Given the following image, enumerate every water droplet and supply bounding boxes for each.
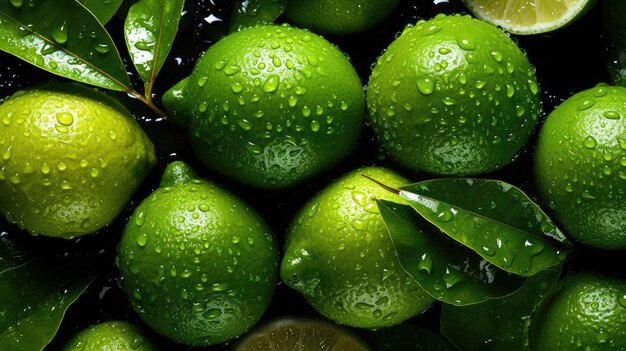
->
[416,77,434,95]
[94,43,109,54]
[481,246,495,256]
[583,136,597,149]
[55,112,73,126]
[604,111,620,120]
[417,253,433,274]
[618,294,626,308]
[136,233,148,247]
[230,82,244,93]
[204,308,222,319]
[52,21,69,45]
[262,75,279,93]
[435,208,454,222]
[224,65,240,75]
[9,0,23,7]
[457,38,476,51]
[135,212,145,227]
[577,99,595,111]
[310,120,320,132]
[491,51,503,62]
[244,141,263,154]
[596,331,608,344]
[443,267,463,289]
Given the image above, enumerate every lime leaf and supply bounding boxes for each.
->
[368,324,454,351]
[0,0,132,91]
[78,0,124,24]
[378,199,525,306]
[0,233,31,273]
[399,179,572,277]
[125,0,185,90]
[441,267,561,351]
[230,0,287,33]
[0,258,94,351]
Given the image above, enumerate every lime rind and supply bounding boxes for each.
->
[462,0,598,35]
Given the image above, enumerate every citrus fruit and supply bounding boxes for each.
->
[61,321,158,351]
[534,85,626,249]
[367,14,542,176]
[0,82,156,239]
[604,0,626,86]
[284,0,400,36]
[281,167,434,329]
[528,272,626,350]
[233,316,371,350]
[462,0,598,35]
[162,24,365,189]
[116,161,278,346]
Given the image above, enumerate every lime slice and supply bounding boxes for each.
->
[462,0,598,35]
[233,317,372,351]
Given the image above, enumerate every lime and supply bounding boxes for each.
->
[367,14,542,176]
[233,316,371,350]
[528,272,626,350]
[162,24,365,189]
[462,0,598,35]
[0,82,156,239]
[534,85,626,249]
[61,321,158,351]
[284,0,400,36]
[116,161,278,346]
[281,167,434,329]
[604,0,626,86]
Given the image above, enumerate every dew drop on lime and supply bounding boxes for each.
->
[583,136,597,149]
[9,0,23,7]
[416,77,434,95]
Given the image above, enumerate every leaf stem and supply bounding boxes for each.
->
[360,173,401,194]
[129,90,168,119]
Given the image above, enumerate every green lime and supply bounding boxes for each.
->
[61,321,159,351]
[604,0,626,86]
[284,0,400,36]
[233,316,371,350]
[534,85,626,249]
[116,161,278,346]
[0,82,156,239]
[367,14,542,176]
[529,272,626,350]
[163,24,365,189]
[463,0,598,35]
[280,167,434,329]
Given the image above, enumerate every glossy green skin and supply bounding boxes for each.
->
[604,0,626,86]
[534,85,626,249]
[281,167,434,329]
[117,162,278,346]
[529,273,626,351]
[367,14,541,176]
[0,83,156,239]
[284,0,400,36]
[62,321,159,351]
[163,25,365,189]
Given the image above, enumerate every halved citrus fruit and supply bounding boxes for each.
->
[462,0,598,34]
[233,317,371,351]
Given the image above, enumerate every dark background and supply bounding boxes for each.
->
[0,0,621,349]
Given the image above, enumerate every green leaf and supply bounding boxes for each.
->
[78,0,124,24]
[0,258,94,351]
[230,0,287,33]
[399,179,572,277]
[368,324,455,351]
[441,267,561,351]
[0,234,31,273]
[125,0,184,90]
[378,199,525,306]
[0,0,132,91]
